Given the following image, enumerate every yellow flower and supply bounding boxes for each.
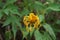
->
[23,13,40,32]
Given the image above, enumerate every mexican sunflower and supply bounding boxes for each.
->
[23,13,40,32]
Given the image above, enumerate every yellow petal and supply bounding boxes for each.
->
[23,16,30,27]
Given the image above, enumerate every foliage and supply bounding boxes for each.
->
[0,0,60,40]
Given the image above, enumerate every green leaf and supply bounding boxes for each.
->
[0,0,2,2]
[3,8,9,15]
[3,15,19,38]
[35,30,53,40]
[34,1,45,11]
[11,15,21,27]
[54,28,60,32]
[47,3,60,11]
[43,23,56,40]
[34,30,42,40]
[34,1,43,7]
[0,2,4,8]
[5,31,12,40]
[46,0,54,3]
[30,27,35,37]
[6,5,20,16]
[0,11,3,19]
[56,20,60,25]
[22,31,29,38]
[10,6,20,15]
[6,0,17,4]
[4,0,17,8]
[12,22,17,39]
[3,4,20,16]
[21,9,30,16]
[15,21,21,28]
[39,15,44,22]
[20,26,28,38]
[3,16,11,27]
[42,32,52,40]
